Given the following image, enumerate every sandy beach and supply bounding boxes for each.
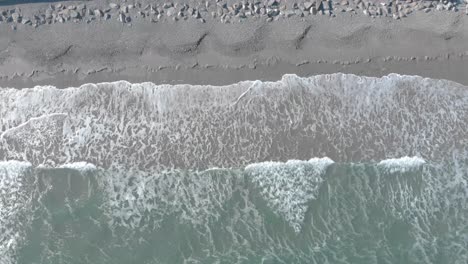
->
[0,0,467,88]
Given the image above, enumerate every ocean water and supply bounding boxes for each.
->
[0,74,467,264]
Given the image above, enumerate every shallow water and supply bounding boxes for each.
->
[1,74,467,263]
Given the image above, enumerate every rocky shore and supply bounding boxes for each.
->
[0,0,467,30]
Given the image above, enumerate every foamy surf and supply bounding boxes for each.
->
[59,162,97,172]
[0,73,467,264]
[378,156,426,173]
[245,158,334,232]
[1,74,467,168]
[0,161,32,264]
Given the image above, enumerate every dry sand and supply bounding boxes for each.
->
[0,0,467,88]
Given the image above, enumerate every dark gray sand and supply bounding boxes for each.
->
[0,0,468,88]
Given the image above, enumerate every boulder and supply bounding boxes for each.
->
[311,6,318,14]
[119,13,125,23]
[304,1,313,10]
[109,3,119,9]
[69,10,80,19]
[268,0,279,7]
[77,4,86,10]
[94,9,103,17]
[163,2,173,9]
[166,7,176,16]
[11,13,20,22]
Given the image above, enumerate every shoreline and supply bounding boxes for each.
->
[1,0,468,88]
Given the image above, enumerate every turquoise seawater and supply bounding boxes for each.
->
[2,159,466,264]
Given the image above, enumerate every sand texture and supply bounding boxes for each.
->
[0,0,467,88]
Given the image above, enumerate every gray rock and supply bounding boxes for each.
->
[167,7,176,16]
[304,2,313,10]
[163,2,173,9]
[267,8,279,17]
[283,10,295,17]
[125,16,131,23]
[68,5,76,10]
[118,13,126,23]
[268,0,279,7]
[121,5,129,13]
[109,3,119,9]
[104,13,111,20]
[69,10,79,19]
[187,7,194,15]
[94,9,103,17]
[311,6,318,15]
[11,13,20,22]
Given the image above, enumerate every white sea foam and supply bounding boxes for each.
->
[0,74,466,168]
[378,156,426,173]
[99,167,241,230]
[0,161,32,264]
[245,157,334,233]
[59,162,97,172]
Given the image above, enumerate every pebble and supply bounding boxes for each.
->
[119,13,125,23]
[2,0,466,29]
[94,9,103,17]
[70,10,79,19]
[167,7,176,16]
[304,2,313,11]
